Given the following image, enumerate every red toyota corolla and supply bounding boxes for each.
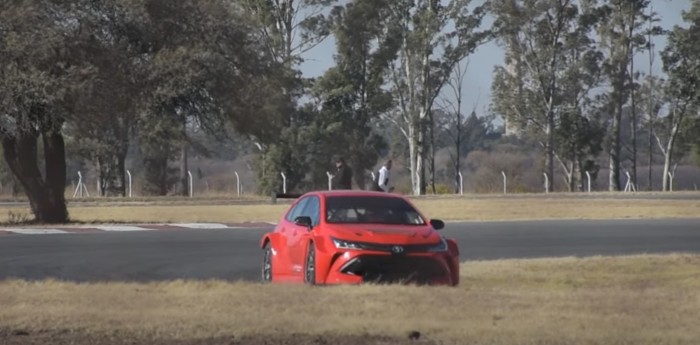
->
[259,190,460,286]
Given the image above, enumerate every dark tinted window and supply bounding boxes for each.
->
[286,197,310,222]
[325,196,425,225]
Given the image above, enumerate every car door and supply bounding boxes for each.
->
[278,197,310,277]
[289,196,321,276]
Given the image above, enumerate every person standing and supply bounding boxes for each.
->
[333,156,353,190]
[373,159,393,192]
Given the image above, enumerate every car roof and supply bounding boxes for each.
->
[310,190,406,198]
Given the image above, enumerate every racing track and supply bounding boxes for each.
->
[0,218,698,282]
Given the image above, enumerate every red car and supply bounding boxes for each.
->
[260,190,460,286]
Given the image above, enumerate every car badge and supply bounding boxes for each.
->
[391,245,404,254]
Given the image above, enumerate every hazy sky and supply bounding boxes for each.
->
[297,0,692,121]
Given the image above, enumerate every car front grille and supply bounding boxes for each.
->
[339,255,447,284]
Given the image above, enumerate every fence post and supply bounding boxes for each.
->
[501,171,507,194]
[585,171,591,193]
[234,171,240,197]
[187,170,193,197]
[126,170,132,198]
[543,173,549,194]
[281,172,287,194]
[326,171,334,191]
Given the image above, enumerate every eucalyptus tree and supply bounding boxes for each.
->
[311,0,393,189]
[492,0,601,191]
[657,1,700,191]
[240,0,338,193]
[384,0,489,195]
[595,0,652,191]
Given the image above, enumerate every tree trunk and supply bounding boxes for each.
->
[661,123,680,192]
[117,151,126,197]
[609,100,622,191]
[1,131,69,223]
[408,124,418,195]
[545,109,555,192]
[180,143,188,197]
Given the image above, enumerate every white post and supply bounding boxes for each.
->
[126,170,132,198]
[585,171,591,193]
[234,171,240,197]
[326,171,334,191]
[543,173,549,194]
[501,171,507,194]
[281,172,287,194]
[668,172,674,192]
[187,170,193,197]
[458,172,464,195]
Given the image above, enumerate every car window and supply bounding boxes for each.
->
[299,196,321,226]
[325,196,425,225]
[286,197,310,222]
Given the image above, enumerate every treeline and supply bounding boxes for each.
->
[1,0,699,223]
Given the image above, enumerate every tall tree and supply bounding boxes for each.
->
[240,0,338,194]
[0,1,94,222]
[492,0,599,191]
[658,1,700,191]
[596,0,651,191]
[313,0,392,189]
[384,0,489,195]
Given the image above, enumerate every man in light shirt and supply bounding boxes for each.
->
[373,159,393,192]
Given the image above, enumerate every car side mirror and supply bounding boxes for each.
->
[294,216,313,230]
[430,219,445,230]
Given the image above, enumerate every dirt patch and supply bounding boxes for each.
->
[0,329,434,345]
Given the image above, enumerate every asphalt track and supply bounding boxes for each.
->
[0,218,698,283]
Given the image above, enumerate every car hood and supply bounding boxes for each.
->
[325,224,441,245]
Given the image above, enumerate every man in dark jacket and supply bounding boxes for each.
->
[333,156,353,190]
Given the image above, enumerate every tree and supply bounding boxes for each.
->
[384,0,489,195]
[492,0,599,192]
[240,0,338,194]
[596,0,651,191]
[658,1,700,191]
[0,1,96,222]
[312,0,393,189]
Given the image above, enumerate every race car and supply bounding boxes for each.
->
[260,190,459,286]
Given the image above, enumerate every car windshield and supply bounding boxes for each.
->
[325,196,426,225]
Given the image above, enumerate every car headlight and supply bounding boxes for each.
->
[427,237,448,252]
[331,237,364,250]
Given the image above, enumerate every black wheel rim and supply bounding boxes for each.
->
[262,246,272,282]
[305,245,315,284]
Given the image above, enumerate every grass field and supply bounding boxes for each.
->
[1,254,699,345]
[2,194,699,224]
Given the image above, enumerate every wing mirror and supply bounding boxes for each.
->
[294,216,313,230]
[430,219,445,230]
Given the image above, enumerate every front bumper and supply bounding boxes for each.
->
[316,243,459,286]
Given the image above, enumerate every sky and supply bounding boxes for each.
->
[297,0,692,123]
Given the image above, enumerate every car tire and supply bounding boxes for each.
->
[304,242,316,285]
[261,243,273,283]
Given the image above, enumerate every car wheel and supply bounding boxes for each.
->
[304,243,316,285]
[261,243,273,283]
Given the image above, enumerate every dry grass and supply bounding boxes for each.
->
[1,196,699,224]
[1,254,699,344]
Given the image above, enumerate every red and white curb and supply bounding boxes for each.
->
[0,222,276,236]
